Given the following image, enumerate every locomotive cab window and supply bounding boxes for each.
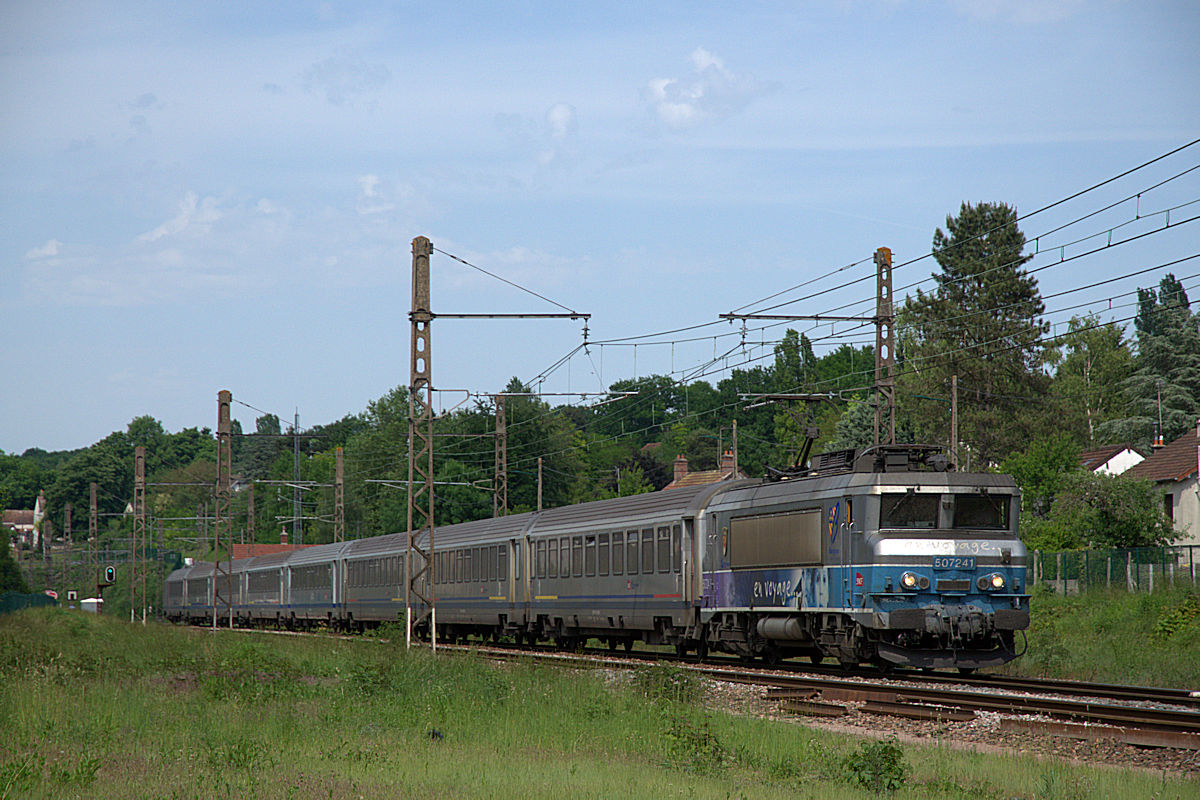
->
[880,492,939,529]
[952,493,1010,530]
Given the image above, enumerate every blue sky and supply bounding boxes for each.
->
[2,1,1198,453]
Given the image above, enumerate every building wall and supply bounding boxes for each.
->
[1168,477,1200,547]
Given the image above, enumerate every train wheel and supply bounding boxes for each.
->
[810,653,824,665]
[674,642,689,658]
[623,638,634,653]
[695,639,709,661]
[607,638,618,651]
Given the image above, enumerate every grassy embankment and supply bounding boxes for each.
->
[1000,584,1200,687]
[1,587,1198,799]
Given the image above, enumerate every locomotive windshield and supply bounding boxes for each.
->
[879,493,938,528]
[951,493,1009,530]
[879,492,1011,530]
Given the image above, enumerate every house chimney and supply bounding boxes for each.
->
[280,526,289,546]
[673,455,689,484]
[721,449,735,476]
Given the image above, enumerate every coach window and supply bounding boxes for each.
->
[657,526,670,573]
[498,546,507,583]
[626,531,638,575]
[612,532,624,574]
[491,546,499,581]
[598,533,609,576]
[476,547,484,582]
[561,537,572,578]
[549,539,558,578]
[585,535,596,577]
[572,536,584,578]
[536,540,546,578]
[671,524,682,573]
[642,528,655,574]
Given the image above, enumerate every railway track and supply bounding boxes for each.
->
[453,640,1200,751]
[224,627,1200,752]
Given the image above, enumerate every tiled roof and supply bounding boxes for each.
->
[1079,444,1137,471]
[662,468,747,490]
[2,510,35,527]
[1124,427,1199,483]
[229,542,316,559]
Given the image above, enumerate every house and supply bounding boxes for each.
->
[1079,443,1144,475]
[229,528,317,559]
[1124,420,1200,546]
[2,490,46,549]
[662,451,749,490]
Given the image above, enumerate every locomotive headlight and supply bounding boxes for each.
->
[977,573,1006,591]
[901,572,919,590]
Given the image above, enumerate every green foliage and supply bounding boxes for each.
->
[661,707,729,774]
[1152,590,1200,639]
[1022,471,1176,550]
[1049,315,1134,446]
[900,201,1051,465]
[1101,274,1200,448]
[842,736,909,794]
[0,541,28,593]
[1001,434,1081,518]
[632,662,702,705]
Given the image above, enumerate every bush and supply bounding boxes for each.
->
[843,736,909,794]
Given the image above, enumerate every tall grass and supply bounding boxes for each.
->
[1001,584,1200,687]
[0,608,1196,798]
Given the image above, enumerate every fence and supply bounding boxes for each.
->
[1032,546,1199,594]
[0,591,57,615]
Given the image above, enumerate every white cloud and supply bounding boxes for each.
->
[358,174,381,198]
[643,47,769,132]
[539,103,578,166]
[136,192,223,243]
[25,239,61,259]
[302,53,391,106]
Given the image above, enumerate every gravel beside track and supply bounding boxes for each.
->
[699,677,1200,778]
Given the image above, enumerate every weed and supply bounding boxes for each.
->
[1153,590,1200,639]
[0,754,42,800]
[842,736,909,795]
[662,708,729,774]
[633,662,701,705]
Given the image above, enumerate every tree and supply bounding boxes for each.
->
[900,201,1050,465]
[999,435,1081,519]
[1100,274,1200,448]
[1049,315,1133,446]
[1022,471,1177,550]
[0,535,28,593]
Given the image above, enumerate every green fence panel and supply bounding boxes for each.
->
[0,591,58,615]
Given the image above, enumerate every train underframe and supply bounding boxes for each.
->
[695,606,1027,670]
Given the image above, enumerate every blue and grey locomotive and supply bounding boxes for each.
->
[164,444,1029,671]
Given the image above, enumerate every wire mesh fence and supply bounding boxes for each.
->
[1032,545,1200,594]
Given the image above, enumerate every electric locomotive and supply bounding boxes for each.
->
[696,444,1029,670]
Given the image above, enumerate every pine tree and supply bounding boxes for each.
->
[899,202,1050,465]
[1100,274,1200,447]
